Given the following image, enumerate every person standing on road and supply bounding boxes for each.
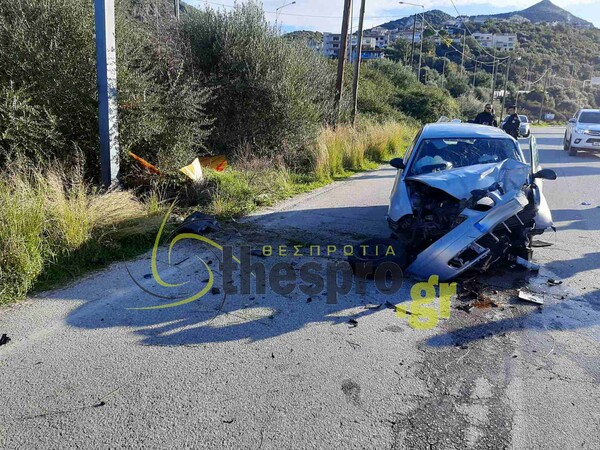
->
[502,105,521,139]
[474,104,498,127]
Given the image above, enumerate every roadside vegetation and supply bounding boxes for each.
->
[0,0,421,305]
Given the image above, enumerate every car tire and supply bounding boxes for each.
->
[564,133,571,151]
[569,145,578,156]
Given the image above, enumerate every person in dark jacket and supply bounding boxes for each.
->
[502,106,521,139]
[474,104,498,127]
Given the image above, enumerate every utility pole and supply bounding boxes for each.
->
[351,0,366,125]
[490,58,496,103]
[174,0,180,20]
[410,15,416,68]
[418,7,424,82]
[335,0,353,116]
[472,60,478,87]
[499,56,512,120]
[94,0,120,188]
[538,67,550,124]
[460,29,466,73]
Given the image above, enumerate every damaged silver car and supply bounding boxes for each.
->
[387,123,556,281]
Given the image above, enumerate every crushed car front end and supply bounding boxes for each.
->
[387,124,555,281]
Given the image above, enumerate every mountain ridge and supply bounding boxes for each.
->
[375,1,593,30]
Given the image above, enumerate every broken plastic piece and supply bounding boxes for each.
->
[178,212,220,235]
[348,319,359,328]
[0,333,10,346]
[128,152,160,175]
[531,240,553,248]
[199,155,228,172]
[547,279,562,286]
[179,158,204,182]
[515,257,540,272]
[518,290,545,305]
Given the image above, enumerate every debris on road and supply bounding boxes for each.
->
[547,279,563,286]
[211,287,221,295]
[515,257,540,272]
[518,290,545,305]
[531,240,553,248]
[348,319,359,328]
[178,212,220,235]
[0,334,10,346]
[456,304,474,313]
[581,202,591,206]
[363,303,382,310]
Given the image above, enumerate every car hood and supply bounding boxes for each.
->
[406,159,530,201]
[578,123,600,132]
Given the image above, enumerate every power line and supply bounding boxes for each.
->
[446,0,510,61]
[200,1,420,20]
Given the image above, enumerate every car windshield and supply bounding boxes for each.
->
[519,115,528,123]
[579,111,600,124]
[410,138,520,175]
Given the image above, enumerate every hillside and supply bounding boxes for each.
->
[377,10,453,30]
[472,0,592,27]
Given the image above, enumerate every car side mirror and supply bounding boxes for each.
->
[390,158,405,170]
[568,118,576,124]
[534,168,557,180]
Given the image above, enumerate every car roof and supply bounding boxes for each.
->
[420,123,514,140]
[579,109,600,113]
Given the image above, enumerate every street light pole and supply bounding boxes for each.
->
[275,1,296,30]
[94,0,120,188]
[351,0,366,125]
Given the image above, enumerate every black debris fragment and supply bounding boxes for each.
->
[93,401,106,408]
[348,319,359,328]
[306,297,312,303]
[531,240,553,248]
[456,304,474,313]
[211,287,221,295]
[0,334,10,346]
[143,273,152,279]
[547,279,563,286]
[177,212,220,235]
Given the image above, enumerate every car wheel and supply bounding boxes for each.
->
[564,133,571,151]
[569,145,578,156]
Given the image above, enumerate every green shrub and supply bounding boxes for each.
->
[396,85,460,123]
[0,0,212,177]
[183,1,340,169]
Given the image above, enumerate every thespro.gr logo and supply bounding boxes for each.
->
[128,207,455,329]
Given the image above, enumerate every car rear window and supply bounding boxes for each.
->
[410,138,521,175]
[579,111,600,124]
[519,115,528,123]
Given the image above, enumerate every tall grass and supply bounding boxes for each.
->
[313,121,417,180]
[0,165,163,305]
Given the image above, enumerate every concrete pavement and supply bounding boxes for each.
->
[0,127,598,449]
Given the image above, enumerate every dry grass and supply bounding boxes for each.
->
[0,164,163,304]
[313,121,417,180]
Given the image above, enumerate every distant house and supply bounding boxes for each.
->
[472,32,517,51]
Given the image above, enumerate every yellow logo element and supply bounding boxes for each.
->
[396,275,456,330]
[127,204,241,310]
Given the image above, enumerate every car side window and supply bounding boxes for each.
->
[403,130,422,166]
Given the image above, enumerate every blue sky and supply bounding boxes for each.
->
[189,1,599,32]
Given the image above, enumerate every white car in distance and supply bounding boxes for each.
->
[564,109,600,156]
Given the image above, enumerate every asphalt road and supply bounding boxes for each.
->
[1,127,599,449]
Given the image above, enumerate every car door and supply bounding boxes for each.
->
[529,134,554,231]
